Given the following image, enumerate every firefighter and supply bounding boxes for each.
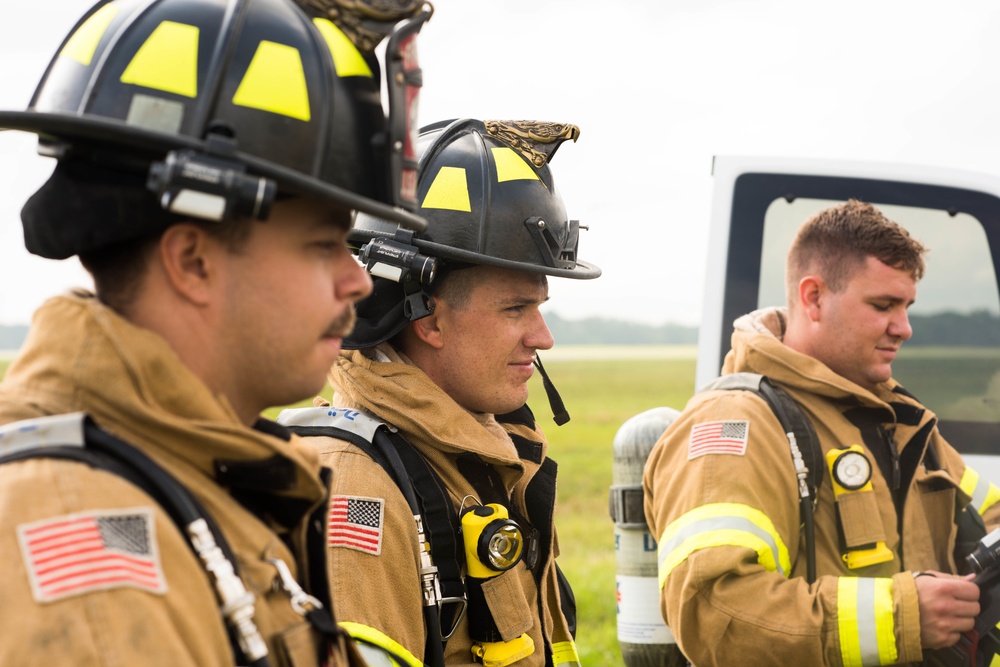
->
[643,199,1000,666]
[0,0,431,665]
[280,118,600,666]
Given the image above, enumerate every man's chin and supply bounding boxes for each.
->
[865,367,894,389]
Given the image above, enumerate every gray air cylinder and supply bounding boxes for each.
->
[609,407,686,667]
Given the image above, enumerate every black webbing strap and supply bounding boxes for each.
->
[755,377,824,504]
[755,377,822,583]
[285,418,466,663]
[701,372,823,582]
[379,429,466,636]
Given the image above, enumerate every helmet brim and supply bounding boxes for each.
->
[0,111,427,232]
[349,227,601,279]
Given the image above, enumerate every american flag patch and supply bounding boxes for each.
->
[329,495,384,556]
[17,507,166,603]
[688,420,750,459]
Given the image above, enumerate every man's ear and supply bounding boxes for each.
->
[157,223,217,306]
[410,308,445,349]
[798,275,825,322]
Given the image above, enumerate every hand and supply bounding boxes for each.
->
[914,571,980,650]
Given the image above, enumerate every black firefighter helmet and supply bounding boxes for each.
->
[347,117,601,350]
[1,0,432,259]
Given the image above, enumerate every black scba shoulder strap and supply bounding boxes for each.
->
[279,406,463,667]
[700,372,823,583]
[0,412,292,667]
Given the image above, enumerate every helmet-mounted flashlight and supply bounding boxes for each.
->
[461,503,524,578]
[147,135,276,222]
[358,229,438,285]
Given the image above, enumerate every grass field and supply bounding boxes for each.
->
[0,347,699,664]
[520,352,696,665]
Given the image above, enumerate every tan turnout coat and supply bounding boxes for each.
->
[643,307,1000,666]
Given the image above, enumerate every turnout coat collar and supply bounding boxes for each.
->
[3,293,327,499]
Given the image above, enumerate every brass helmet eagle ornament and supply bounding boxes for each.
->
[347,118,602,424]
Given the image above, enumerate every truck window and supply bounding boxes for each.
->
[757,197,1000,425]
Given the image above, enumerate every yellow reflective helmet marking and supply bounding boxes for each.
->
[492,147,540,183]
[837,577,897,666]
[552,640,581,667]
[119,21,199,98]
[61,3,121,66]
[232,41,311,121]
[312,18,373,78]
[340,621,422,667]
[421,166,471,212]
[960,466,1000,515]
[656,502,790,589]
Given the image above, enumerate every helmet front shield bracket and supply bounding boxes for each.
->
[523,216,580,270]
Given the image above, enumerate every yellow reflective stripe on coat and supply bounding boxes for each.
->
[552,640,581,666]
[960,466,1000,515]
[339,621,422,667]
[656,502,791,588]
[993,621,1000,667]
[837,578,897,666]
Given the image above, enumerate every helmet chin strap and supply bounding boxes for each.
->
[533,354,569,426]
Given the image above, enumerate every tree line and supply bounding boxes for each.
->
[3,311,999,349]
[545,310,1000,347]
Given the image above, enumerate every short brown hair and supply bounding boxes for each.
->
[428,263,479,309]
[786,199,926,299]
[80,217,256,315]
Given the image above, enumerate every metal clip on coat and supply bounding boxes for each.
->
[188,518,268,663]
[268,557,323,616]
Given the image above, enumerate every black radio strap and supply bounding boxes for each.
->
[700,373,823,583]
[281,408,466,667]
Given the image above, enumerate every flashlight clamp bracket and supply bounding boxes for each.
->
[147,133,276,223]
[357,228,438,321]
[358,228,438,286]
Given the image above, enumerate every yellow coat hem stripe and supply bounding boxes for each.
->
[340,621,423,667]
[552,640,581,666]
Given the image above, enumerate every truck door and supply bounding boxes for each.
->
[702,156,1000,478]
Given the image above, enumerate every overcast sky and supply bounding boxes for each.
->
[3,0,1000,326]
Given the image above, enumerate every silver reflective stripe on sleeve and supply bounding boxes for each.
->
[837,577,897,666]
[657,503,791,588]
[355,644,397,667]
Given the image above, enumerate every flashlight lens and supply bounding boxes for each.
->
[485,524,523,570]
